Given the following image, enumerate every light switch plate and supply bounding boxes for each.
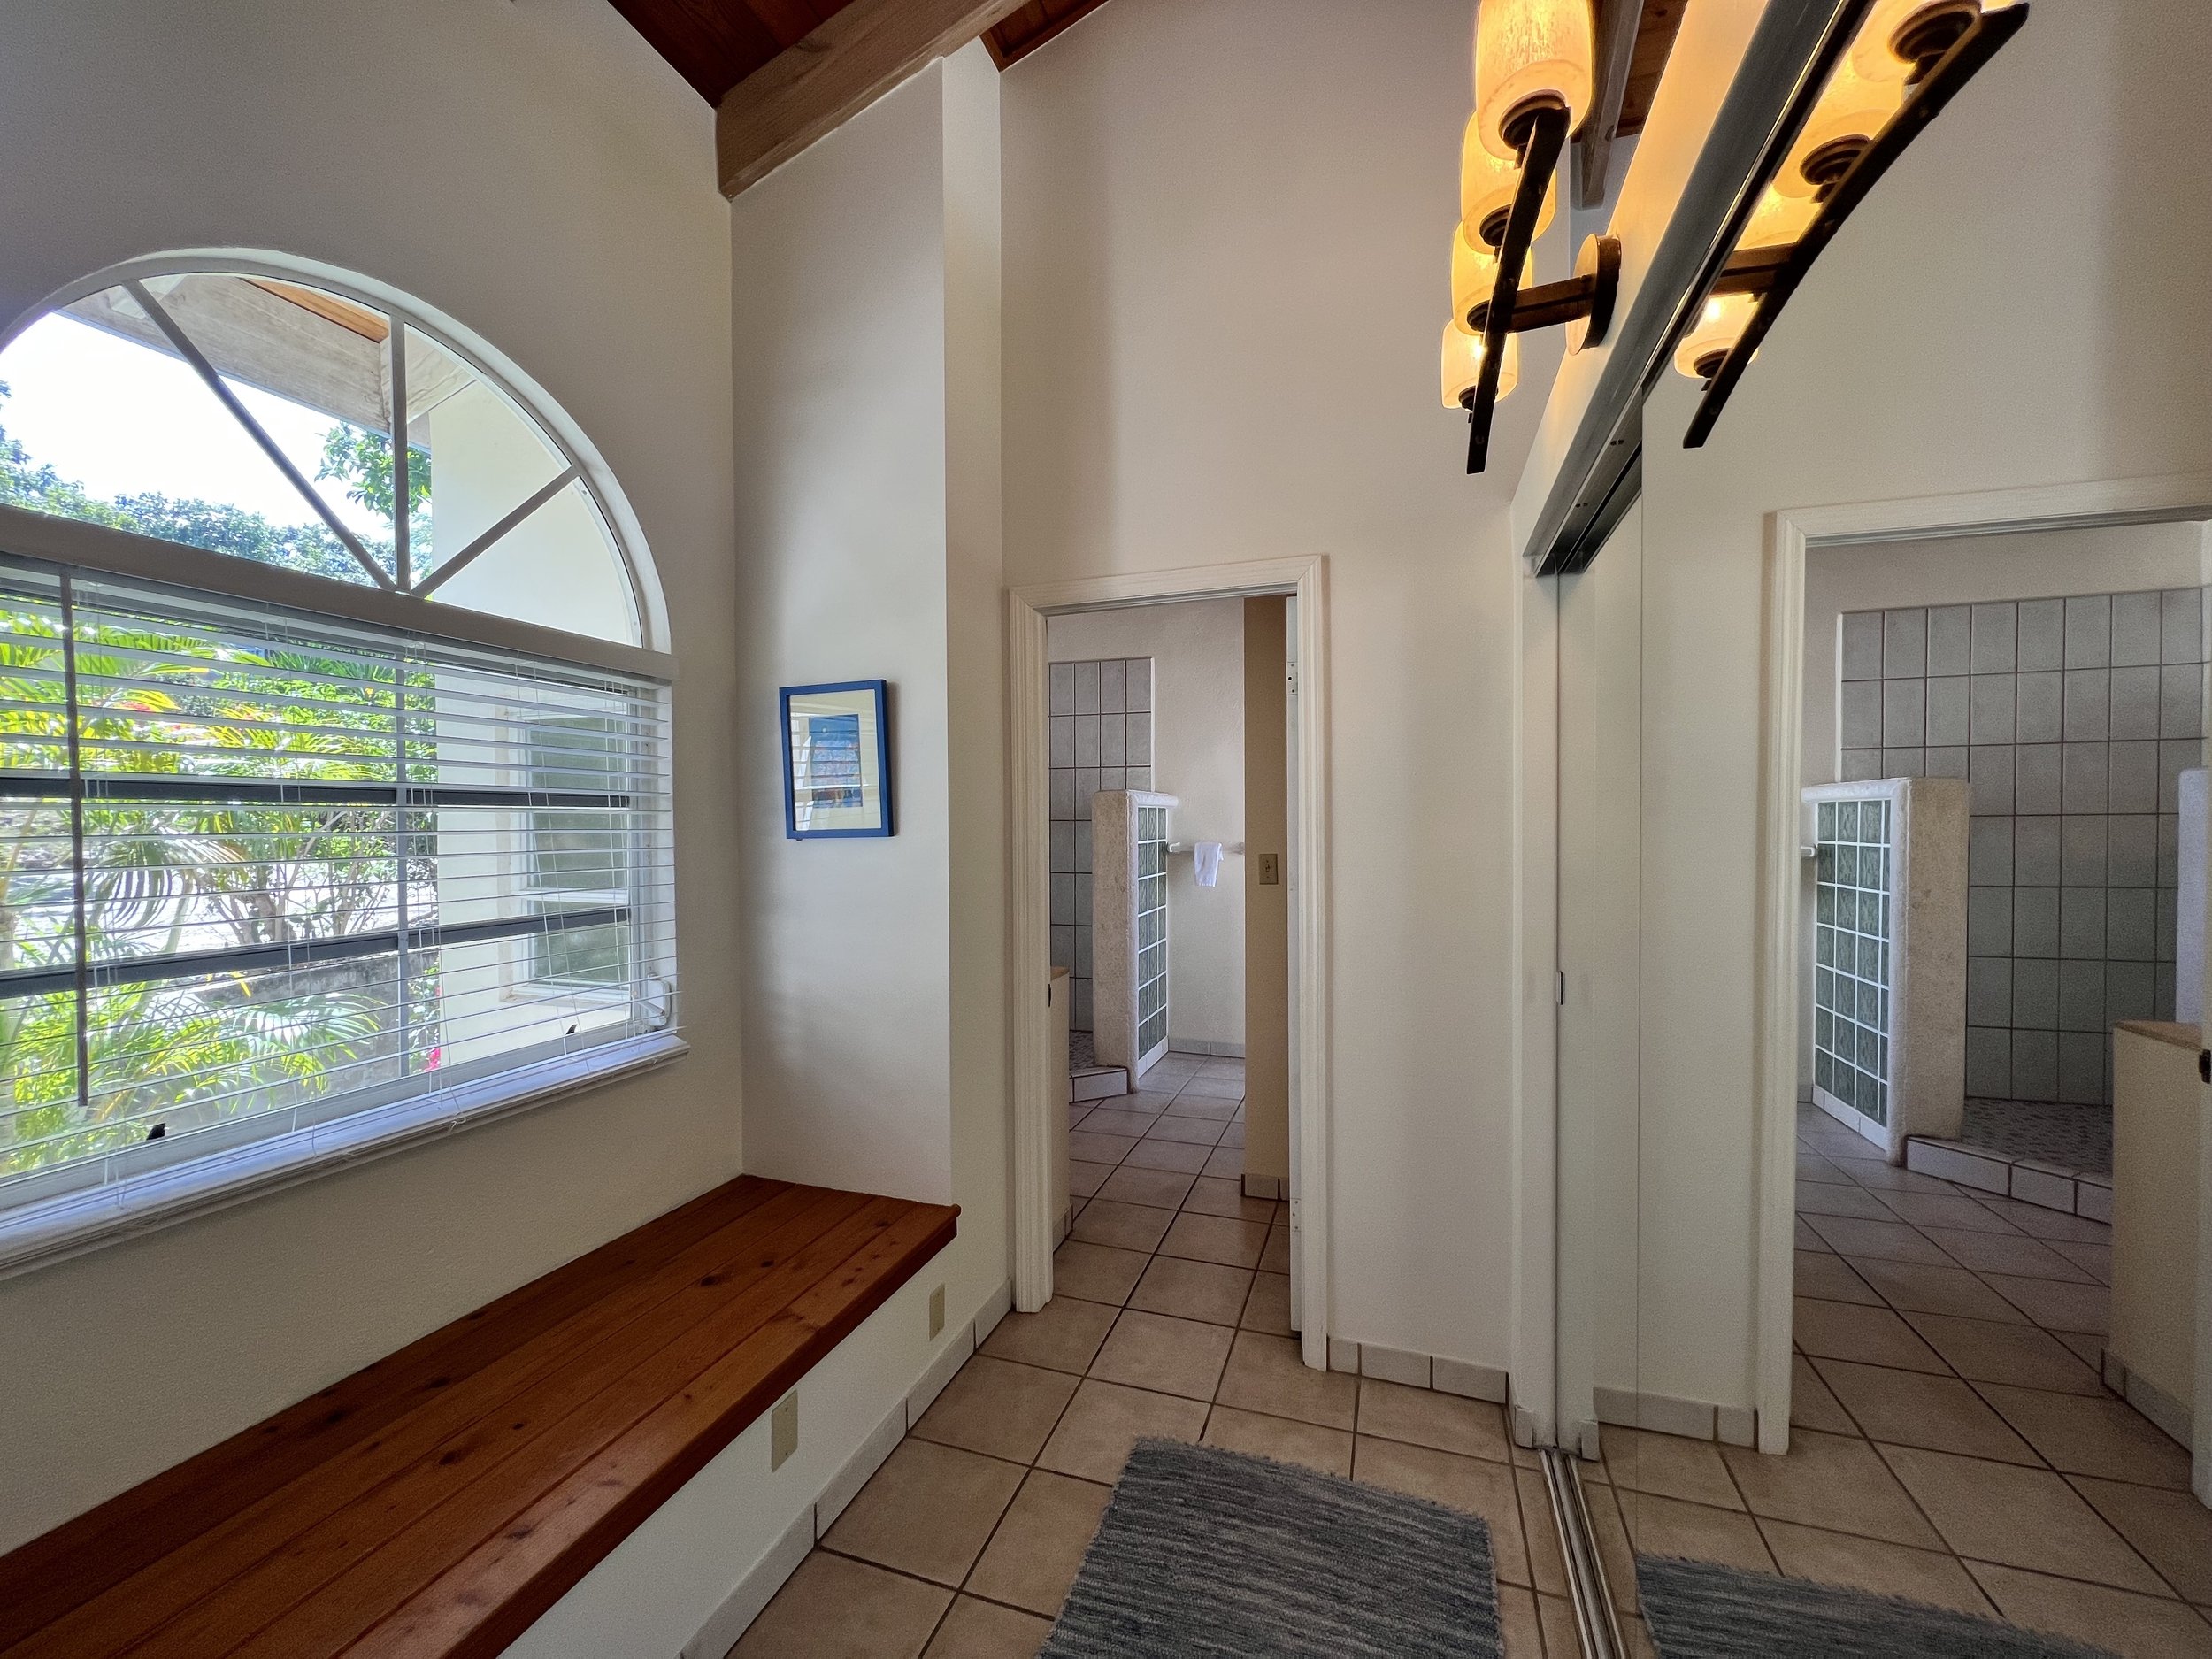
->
[771,1391,798,1470]
[928,1284,946,1339]
[1257,853,1280,886]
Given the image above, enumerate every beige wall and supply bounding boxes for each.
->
[0,0,738,1554]
[1005,0,1548,1366]
[1617,0,2212,1415]
[1048,599,1247,1047]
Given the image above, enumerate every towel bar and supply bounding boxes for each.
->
[1166,841,1244,856]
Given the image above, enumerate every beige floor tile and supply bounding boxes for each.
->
[1848,1257,2029,1323]
[733,1550,952,1658]
[1966,1563,2212,1659]
[1877,1191,2022,1233]
[1793,1296,1950,1372]
[1601,1425,1745,1509]
[1796,1182,1899,1220]
[1202,1144,1244,1179]
[1497,1585,1545,1659]
[1095,1164,1197,1210]
[1842,1161,1955,1194]
[1163,1093,1240,1120]
[1065,1159,1112,1200]
[1612,1490,1777,1574]
[1722,1427,1943,1548]
[1806,1128,1884,1162]
[1901,1310,2105,1394]
[1259,1224,1292,1273]
[1158,1211,1269,1268]
[1795,1250,1882,1305]
[1921,1226,2096,1282]
[2050,1240,2113,1285]
[1756,1518,1997,1616]
[1089,1308,1235,1400]
[1142,1114,1225,1146]
[1581,1479,1641,1617]
[1202,1403,1354,1476]
[1077,1108,1162,1139]
[1120,1088,1180,1113]
[1241,1271,1294,1335]
[1878,1444,2167,1591]
[1050,1239,1148,1306]
[1978,1383,2194,1489]
[1036,1377,1209,1482]
[1983,1273,2110,1335]
[1217,1331,1358,1428]
[1179,1072,1246,1099]
[1796,1217,1833,1252]
[1068,1199,1175,1254]
[1180,1175,1273,1220]
[1790,1353,1858,1433]
[1356,1378,1511,1461]
[1120,1137,1212,1173]
[2071,1475,2212,1603]
[2053,1328,2107,1369]
[1217,1123,1247,1148]
[979,1296,1118,1375]
[1351,1436,1533,1586]
[823,1439,1025,1586]
[1517,1466,1569,1597]
[1128,1256,1251,1326]
[1809,1358,2037,1463]
[1535,1592,1580,1659]
[1066,1130,1137,1164]
[964,1470,1111,1618]
[1802,1214,1955,1263]
[1974,1197,2114,1243]
[920,1594,1051,1659]
[911,1356,1080,1464]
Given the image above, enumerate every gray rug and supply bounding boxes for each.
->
[1041,1439,1502,1657]
[1638,1556,2118,1657]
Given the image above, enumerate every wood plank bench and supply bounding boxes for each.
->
[0,1177,958,1659]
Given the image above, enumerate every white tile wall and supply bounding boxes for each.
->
[1843,589,2208,1105]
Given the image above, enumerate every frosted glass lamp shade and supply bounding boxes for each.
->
[1460,114,1557,252]
[1776,57,1907,198]
[1740,186,1819,249]
[1443,321,1520,409]
[1673,293,1758,381]
[1474,0,1595,160]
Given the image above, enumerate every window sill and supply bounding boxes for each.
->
[0,1029,689,1283]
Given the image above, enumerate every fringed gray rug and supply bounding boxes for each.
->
[1638,1556,2119,1657]
[1041,1440,1502,1657]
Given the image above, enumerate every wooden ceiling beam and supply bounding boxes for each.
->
[717,0,1030,196]
[1575,0,1644,210]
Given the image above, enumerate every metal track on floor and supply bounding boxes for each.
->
[1541,1448,1624,1659]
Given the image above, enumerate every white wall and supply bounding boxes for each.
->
[1004,0,1548,1368]
[730,46,1010,1343]
[1049,600,1247,1047]
[0,0,741,1555]
[1620,0,2212,1417]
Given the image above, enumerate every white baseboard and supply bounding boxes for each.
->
[681,1508,811,1659]
[1166,1037,1246,1057]
[1594,1385,1759,1447]
[1319,1337,1509,1406]
[812,1402,905,1535]
[1241,1174,1283,1201]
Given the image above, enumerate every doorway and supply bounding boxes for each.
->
[1007,556,1330,1370]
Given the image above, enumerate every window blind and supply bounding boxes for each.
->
[0,555,675,1214]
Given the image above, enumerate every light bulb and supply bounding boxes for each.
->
[1673,293,1758,382]
[1443,321,1521,409]
[1473,0,1596,161]
[1460,113,1557,256]
[1851,0,1991,82]
[1775,55,1907,200]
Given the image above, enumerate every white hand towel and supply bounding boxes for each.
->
[1193,841,1223,887]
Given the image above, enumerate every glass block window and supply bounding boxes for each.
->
[1815,797,1893,1127]
[1136,803,1169,1058]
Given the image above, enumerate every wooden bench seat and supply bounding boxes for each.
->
[0,1177,958,1659]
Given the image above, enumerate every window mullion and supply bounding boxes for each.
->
[58,572,90,1124]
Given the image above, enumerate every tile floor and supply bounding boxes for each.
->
[731,1051,1578,1658]
[1582,1104,2210,1659]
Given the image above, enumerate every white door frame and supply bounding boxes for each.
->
[1008,555,1333,1370]
[1754,472,2212,1453]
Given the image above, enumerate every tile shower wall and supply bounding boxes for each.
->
[1841,590,2208,1105]
[1049,657,1154,1033]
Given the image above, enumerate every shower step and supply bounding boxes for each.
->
[1071,1064,1129,1103]
[1903,1135,2112,1222]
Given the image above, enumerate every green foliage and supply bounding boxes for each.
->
[317,425,433,527]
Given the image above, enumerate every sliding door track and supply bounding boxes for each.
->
[1540,1448,1624,1659]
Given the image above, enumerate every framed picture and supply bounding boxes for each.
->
[780,679,893,839]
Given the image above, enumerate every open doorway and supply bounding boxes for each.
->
[1007,557,1328,1371]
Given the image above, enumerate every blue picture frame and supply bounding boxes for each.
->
[780,679,894,839]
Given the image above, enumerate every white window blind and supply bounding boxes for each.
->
[0,555,675,1225]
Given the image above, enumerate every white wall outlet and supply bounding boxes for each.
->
[928,1284,946,1339]
[770,1391,798,1471]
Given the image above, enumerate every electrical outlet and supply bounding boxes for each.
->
[928,1284,946,1339]
[770,1391,798,1471]
[1257,852,1279,886]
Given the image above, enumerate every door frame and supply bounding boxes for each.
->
[1008,555,1333,1371]
[1754,472,2212,1452]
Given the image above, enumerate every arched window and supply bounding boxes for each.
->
[0,257,679,1271]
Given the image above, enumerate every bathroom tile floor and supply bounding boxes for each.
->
[1586,1104,2209,1659]
[731,1053,1577,1658]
